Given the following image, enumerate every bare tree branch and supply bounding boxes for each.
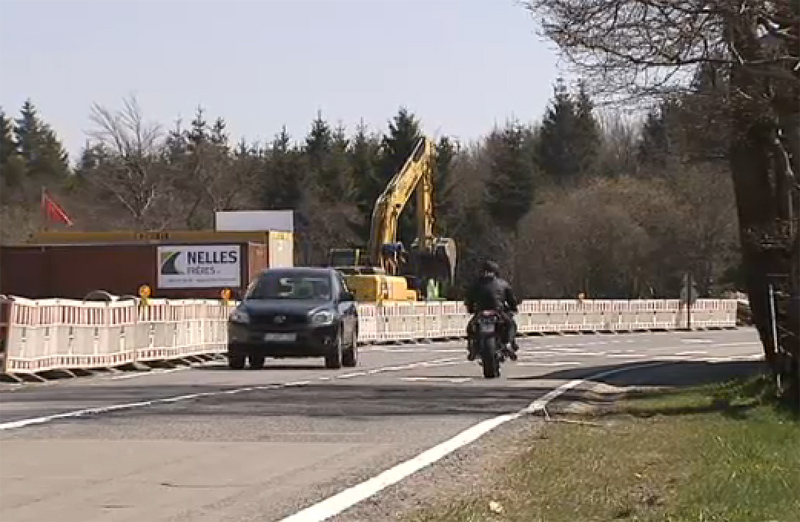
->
[82,95,170,228]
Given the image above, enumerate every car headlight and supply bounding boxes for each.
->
[310,309,335,325]
[229,309,249,324]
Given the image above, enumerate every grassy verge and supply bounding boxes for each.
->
[406,376,800,522]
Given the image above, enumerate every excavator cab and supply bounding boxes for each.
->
[328,248,366,269]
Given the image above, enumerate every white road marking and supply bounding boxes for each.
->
[109,367,188,380]
[651,353,763,362]
[606,353,648,358]
[675,351,708,356]
[701,354,763,362]
[278,361,673,522]
[516,362,581,367]
[337,372,367,379]
[552,347,602,353]
[547,351,605,357]
[681,339,713,344]
[399,377,472,384]
[0,357,461,431]
[362,347,463,354]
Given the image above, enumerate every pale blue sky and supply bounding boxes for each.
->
[0,0,566,162]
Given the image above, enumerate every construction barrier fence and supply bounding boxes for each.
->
[0,297,738,375]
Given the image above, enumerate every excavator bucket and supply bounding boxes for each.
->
[408,237,457,298]
[431,237,457,284]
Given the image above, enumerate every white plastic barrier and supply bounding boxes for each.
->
[2,298,233,375]
[1,297,738,375]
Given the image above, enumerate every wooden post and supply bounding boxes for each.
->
[40,186,47,233]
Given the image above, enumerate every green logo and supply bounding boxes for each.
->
[160,250,182,275]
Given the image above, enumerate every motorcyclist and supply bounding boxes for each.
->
[463,260,520,361]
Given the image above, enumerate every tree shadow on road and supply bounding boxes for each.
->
[515,359,767,388]
[0,359,776,424]
[525,359,778,421]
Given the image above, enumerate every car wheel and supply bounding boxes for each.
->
[248,352,265,370]
[342,328,358,368]
[325,331,343,369]
[228,347,246,370]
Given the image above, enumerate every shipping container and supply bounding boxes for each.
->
[27,229,295,265]
[0,241,272,300]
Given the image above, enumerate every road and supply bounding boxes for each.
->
[0,328,762,522]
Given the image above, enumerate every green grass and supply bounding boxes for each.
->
[406,376,800,522]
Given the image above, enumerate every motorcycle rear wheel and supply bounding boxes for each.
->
[479,336,501,379]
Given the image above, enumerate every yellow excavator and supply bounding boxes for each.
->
[328,136,457,302]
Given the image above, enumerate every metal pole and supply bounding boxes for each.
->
[768,282,780,372]
[686,272,692,330]
[40,186,47,233]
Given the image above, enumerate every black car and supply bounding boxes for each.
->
[227,267,359,370]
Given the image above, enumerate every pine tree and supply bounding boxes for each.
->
[378,107,424,246]
[264,126,304,210]
[433,135,457,233]
[349,120,382,239]
[304,111,334,197]
[0,110,16,165]
[329,123,355,200]
[380,107,423,184]
[13,99,70,181]
[0,110,25,188]
[186,106,209,151]
[637,101,680,169]
[210,117,228,148]
[485,121,535,233]
[165,119,188,163]
[75,142,108,173]
[573,81,601,176]
[537,79,581,185]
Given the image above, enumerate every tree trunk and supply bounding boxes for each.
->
[729,62,799,408]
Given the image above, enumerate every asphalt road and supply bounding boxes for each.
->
[0,328,763,522]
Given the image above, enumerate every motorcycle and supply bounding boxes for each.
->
[472,310,506,379]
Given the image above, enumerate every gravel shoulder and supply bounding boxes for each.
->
[330,384,626,522]
[331,413,547,522]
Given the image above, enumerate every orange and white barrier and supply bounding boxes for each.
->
[2,298,234,375]
[1,297,738,376]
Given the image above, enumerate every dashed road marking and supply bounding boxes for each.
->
[399,377,472,384]
[0,357,462,431]
[517,361,581,367]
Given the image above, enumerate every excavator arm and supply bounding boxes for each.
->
[367,137,434,270]
[368,136,456,296]
[328,135,456,302]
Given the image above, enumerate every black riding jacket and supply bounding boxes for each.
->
[464,275,519,315]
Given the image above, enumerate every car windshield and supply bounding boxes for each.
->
[247,273,332,300]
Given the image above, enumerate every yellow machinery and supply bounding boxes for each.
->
[328,136,457,302]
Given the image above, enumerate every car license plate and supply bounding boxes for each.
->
[263,333,296,342]
[479,322,495,333]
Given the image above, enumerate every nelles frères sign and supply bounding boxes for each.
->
[157,245,241,289]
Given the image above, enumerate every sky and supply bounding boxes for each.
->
[0,0,567,162]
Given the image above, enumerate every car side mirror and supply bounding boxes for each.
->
[341,291,355,302]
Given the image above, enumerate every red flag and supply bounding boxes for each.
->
[41,190,74,227]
